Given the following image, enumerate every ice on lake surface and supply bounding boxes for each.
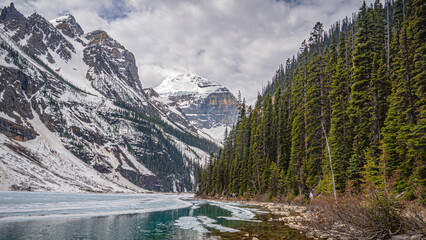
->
[0,191,192,222]
[0,191,265,240]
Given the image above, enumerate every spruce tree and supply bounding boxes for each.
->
[347,2,374,188]
[197,0,424,201]
[305,22,327,190]
[328,32,353,191]
[288,65,307,196]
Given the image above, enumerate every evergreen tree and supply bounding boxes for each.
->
[197,0,424,201]
[268,162,280,200]
[262,95,275,164]
[288,66,307,196]
[347,2,374,188]
[278,73,292,172]
[305,22,327,190]
[328,32,353,191]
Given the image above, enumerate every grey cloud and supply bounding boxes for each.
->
[10,0,378,105]
[98,0,130,22]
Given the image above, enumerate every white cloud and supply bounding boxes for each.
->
[7,0,379,105]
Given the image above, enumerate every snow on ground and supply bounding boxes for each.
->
[0,112,16,123]
[47,37,101,96]
[199,124,227,144]
[49,15,76,26]
[118,145,154,176]
[0,29,62,81]
[0,110,146,193]
[166,133,209,168]
[0,154,11,191]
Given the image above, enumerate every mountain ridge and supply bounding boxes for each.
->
[0,3,218,193]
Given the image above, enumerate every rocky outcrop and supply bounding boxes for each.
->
[0,3,74,63]
[51,14,84,38]
[0,3,28,42]
[0,66,40,122]
[175,87,239,128]
[0,66,39,141]
[0,118,37,141]
[27,13,75,62]
[118,169,162,192]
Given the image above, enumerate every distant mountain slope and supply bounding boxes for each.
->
[155,73,239,142]
[0,3,218,192]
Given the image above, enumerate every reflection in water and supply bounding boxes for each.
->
[0,193,310,240]
[0,207,206,240]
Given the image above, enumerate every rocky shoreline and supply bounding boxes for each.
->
[198,197,424,240]
[209,199,338,240]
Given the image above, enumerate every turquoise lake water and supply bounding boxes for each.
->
[0,192,309,239]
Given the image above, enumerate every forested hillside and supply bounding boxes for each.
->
[197,0,425,201]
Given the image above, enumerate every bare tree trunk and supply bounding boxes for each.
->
[387,0,390,74]
[403,0,406,22]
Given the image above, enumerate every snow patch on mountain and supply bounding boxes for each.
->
[0,114,143,193]
[201,125,228,143]
[48,37,101,96]
[154,73,223,98]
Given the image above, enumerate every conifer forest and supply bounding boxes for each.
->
[197,0,425,203]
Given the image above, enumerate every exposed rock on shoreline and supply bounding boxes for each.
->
[199,197,425,240]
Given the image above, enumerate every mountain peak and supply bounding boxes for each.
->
[154,73,238,142]
[50,14,84,37]
[3,2,16,12]
[85,29,122,47]
[4,2,15,12]
[0,2,25,23]
[83,29,143,97]
[29,12,45,21]
[155,73,222,97]
[86,29,109,39]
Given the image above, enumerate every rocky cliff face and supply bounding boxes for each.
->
[155,73,239,141]
[83,30,144,104]
[0,66,39,142]
[0,3,216,192]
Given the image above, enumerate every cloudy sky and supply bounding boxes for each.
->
[9,0,377,104]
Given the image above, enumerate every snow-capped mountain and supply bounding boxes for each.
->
[155,73,239,142]
[0,3,218,192]
[155,73,222,98]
